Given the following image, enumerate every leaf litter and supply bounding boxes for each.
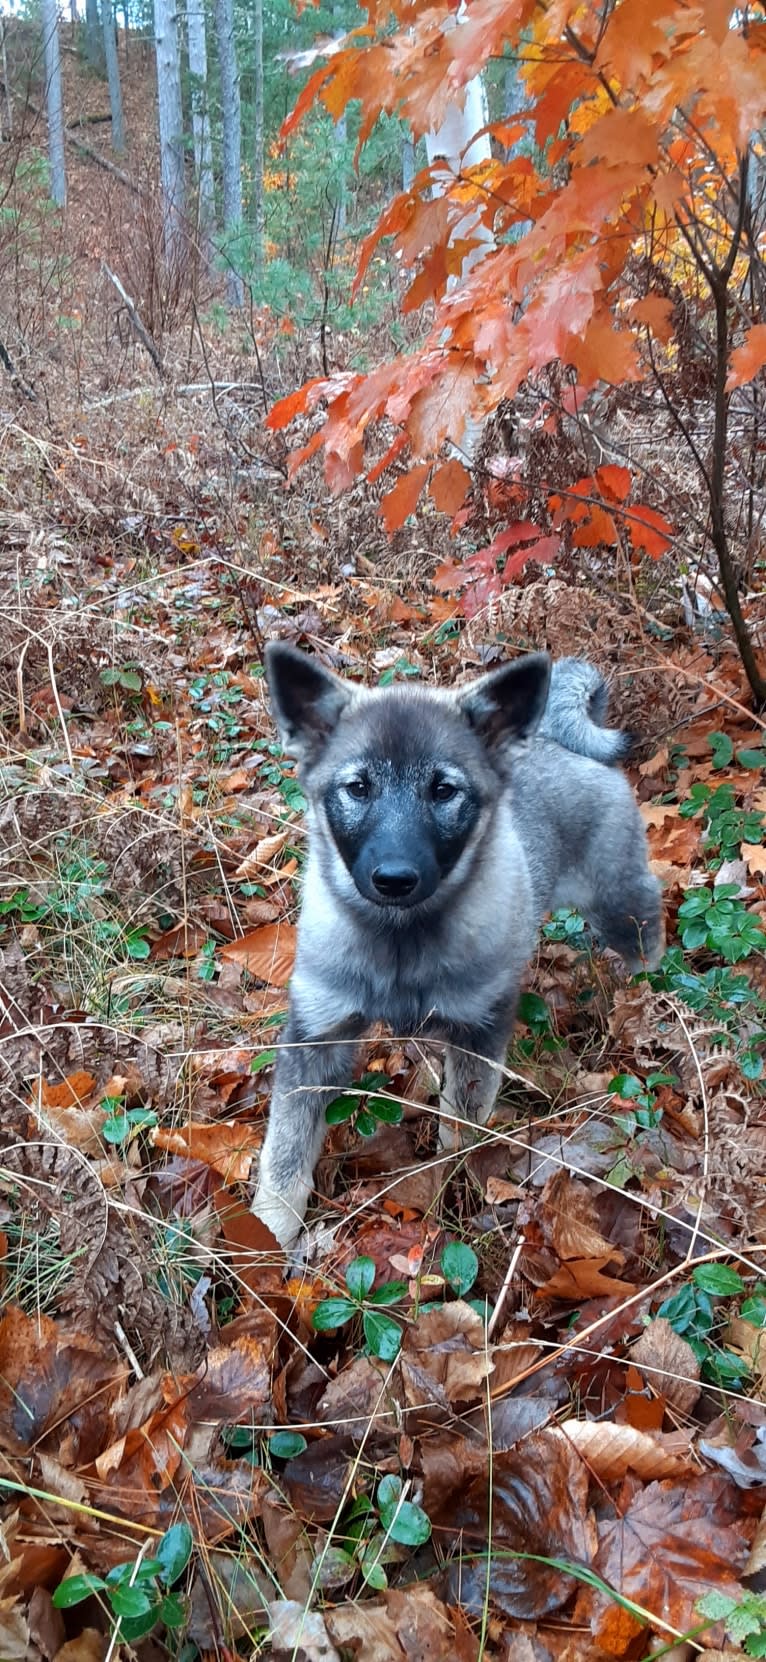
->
[1,127,766,1662]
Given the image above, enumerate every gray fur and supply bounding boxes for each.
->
[538,657,632,764]
[253,645,662,1248]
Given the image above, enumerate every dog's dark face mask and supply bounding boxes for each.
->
[265,643,551,912]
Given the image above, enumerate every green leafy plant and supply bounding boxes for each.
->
[658,1262,750,1387]
[312,1255,407,1360]
[679,781,764,867]
[100,664,143,695]
[325,1072,402,1136]
[650,948,765,1080]
[607,1071,677,1132]
[53,1523,192,1643]
[101,1096,158,1145]
[676,884,765,963]
[697,1588,766,1655]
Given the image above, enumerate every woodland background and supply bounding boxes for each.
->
[1,1,766,1659]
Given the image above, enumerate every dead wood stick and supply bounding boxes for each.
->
[102,262,164,379]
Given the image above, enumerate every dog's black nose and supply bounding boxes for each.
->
[371,863,419,899]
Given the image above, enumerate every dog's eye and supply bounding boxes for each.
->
[432,779,460,803]
[344,777,370,800]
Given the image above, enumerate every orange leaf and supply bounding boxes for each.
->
[627,505,674,559]
[594,463,632,503]
[429,459,471,516]
[266,377,324,430]
[152,1120,262,1184]
[379,462,430,534]
[39,1071,97,1109]
[220,921,297,985]
[631,293,674,344]
[725,323,766,391]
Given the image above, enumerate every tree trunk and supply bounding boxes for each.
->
[101,0,125,152]
[85,0,104,70]
[402,129,415,191]
[42,0,66,208]
[252,0,264,274]
[186,0,216,243]
[0,18,13,138]
[426,65,493,459]
[154,0,186,277]
[214,0,244,306]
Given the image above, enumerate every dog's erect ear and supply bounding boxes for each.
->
[266,643,352,757]
[457,652,551,746]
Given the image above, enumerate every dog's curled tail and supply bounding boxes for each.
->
[538,658,632,765]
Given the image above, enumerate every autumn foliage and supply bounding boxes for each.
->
[270,0,766,694]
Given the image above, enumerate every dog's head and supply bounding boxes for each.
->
[266,643,550,912]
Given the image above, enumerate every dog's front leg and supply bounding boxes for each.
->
[252,1012,364,1250]
[438,1022,513,1151]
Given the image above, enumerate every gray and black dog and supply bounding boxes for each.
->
[252,643,663,1248]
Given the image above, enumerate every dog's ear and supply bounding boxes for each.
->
[457,652,551,745]
[266,643,352,757]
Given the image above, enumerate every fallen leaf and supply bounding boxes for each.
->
[742,841,766,876]
[591,1474,749,1650]
[53,1632,106,1662]
[39,1071,97,1109]
[445,1429,596,1618]
[561,1418,694,1482]
[187,1334,272,1424]
[221,922,297,984]
[0,1306,126,1460]
[631,1318,701,1413]
[235,828,292,880]
[0,1599,29,1661]
[540,1171,623,1262]
[269,1600,340,1660]
[400,1301,493,1406]
[152,1119,262,1182]
[538,1257,636,1300]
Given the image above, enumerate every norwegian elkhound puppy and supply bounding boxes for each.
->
[252,644,663,1248]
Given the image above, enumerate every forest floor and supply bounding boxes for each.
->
[1,24,766,1662]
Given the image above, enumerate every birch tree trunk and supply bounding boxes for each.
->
[252,0,264,274]
[186,0,216,243]
[426,66,493,461]
[214,0,244,306]
[42,0,66,208]
[154,0,186,277]
[102,0,125,152]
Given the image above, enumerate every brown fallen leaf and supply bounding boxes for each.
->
[268,1600,339,1661]
[235,827,291,879]
[539,1171,624,1263]
[220,921,297,985]
[187,1334,272,1424]
[538,1256,637,1300]
[0,1598,29,1661]
[284,1434,354,1522]
[400,1301,493,1406]
[317,1356,401,1438]
[591,1473,749,1652]
[560,1418,695,1483]
[327,1587,479,1661]
[742,841,766,876]
[53,1632,106,1662]
[28,1587,65,1662]
[0,1306,126,1460]
[445,1428,596,1618]
[630,1317,701,1413]
[151,1118,262,1182]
